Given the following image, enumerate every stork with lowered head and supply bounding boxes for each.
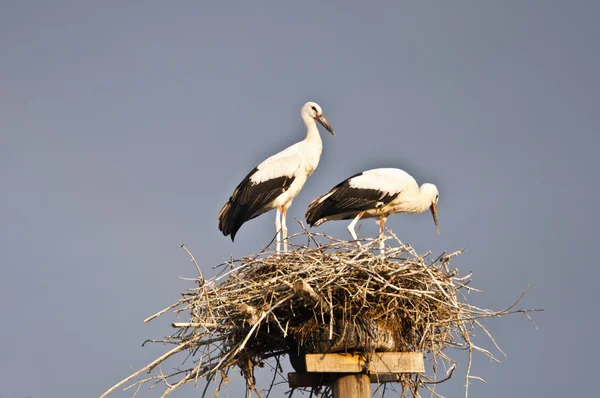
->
[305,168,439,254]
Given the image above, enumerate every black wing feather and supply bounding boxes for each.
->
[218,167,295,241]
[305,172,400,226]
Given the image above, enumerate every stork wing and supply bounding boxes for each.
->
[218,146,302,240]
[251,144,303,183]
[306,169,413,226]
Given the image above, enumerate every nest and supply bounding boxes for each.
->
[101,228,539,398]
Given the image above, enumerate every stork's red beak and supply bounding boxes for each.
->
[430,203,439,234]
[316,114,335,136]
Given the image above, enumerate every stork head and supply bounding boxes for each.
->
[302,101,335,136]
[420,183,440,234]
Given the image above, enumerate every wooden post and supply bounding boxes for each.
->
[332,373,370,398]
[288,352,424,397]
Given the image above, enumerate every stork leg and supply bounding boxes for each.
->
[275,207,282,253]
[347,211,365,245]
[378,217,387,255]
[281,206,288,253]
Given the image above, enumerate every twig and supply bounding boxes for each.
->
[179,243,204,282]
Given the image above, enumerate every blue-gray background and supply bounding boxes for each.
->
[1,1,598,397]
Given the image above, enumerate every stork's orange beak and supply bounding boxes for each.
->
[316,114,335,136]
[430,203,439,234]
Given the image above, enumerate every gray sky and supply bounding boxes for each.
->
[1,1,598,397]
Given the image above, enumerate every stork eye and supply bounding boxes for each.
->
[311,106,318,112]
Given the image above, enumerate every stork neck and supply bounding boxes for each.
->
[302,114,322,144]
[397,192,431,214]
[415,188,433,213]
[418,196,432,213]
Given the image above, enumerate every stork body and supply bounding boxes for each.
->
[305,168,439,252]
[218,102,335,253]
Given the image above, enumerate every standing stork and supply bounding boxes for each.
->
[305,168,439,253]
[218,101,335,253]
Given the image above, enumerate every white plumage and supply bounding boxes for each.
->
[219,101,335,252]
[305,168,440,252]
